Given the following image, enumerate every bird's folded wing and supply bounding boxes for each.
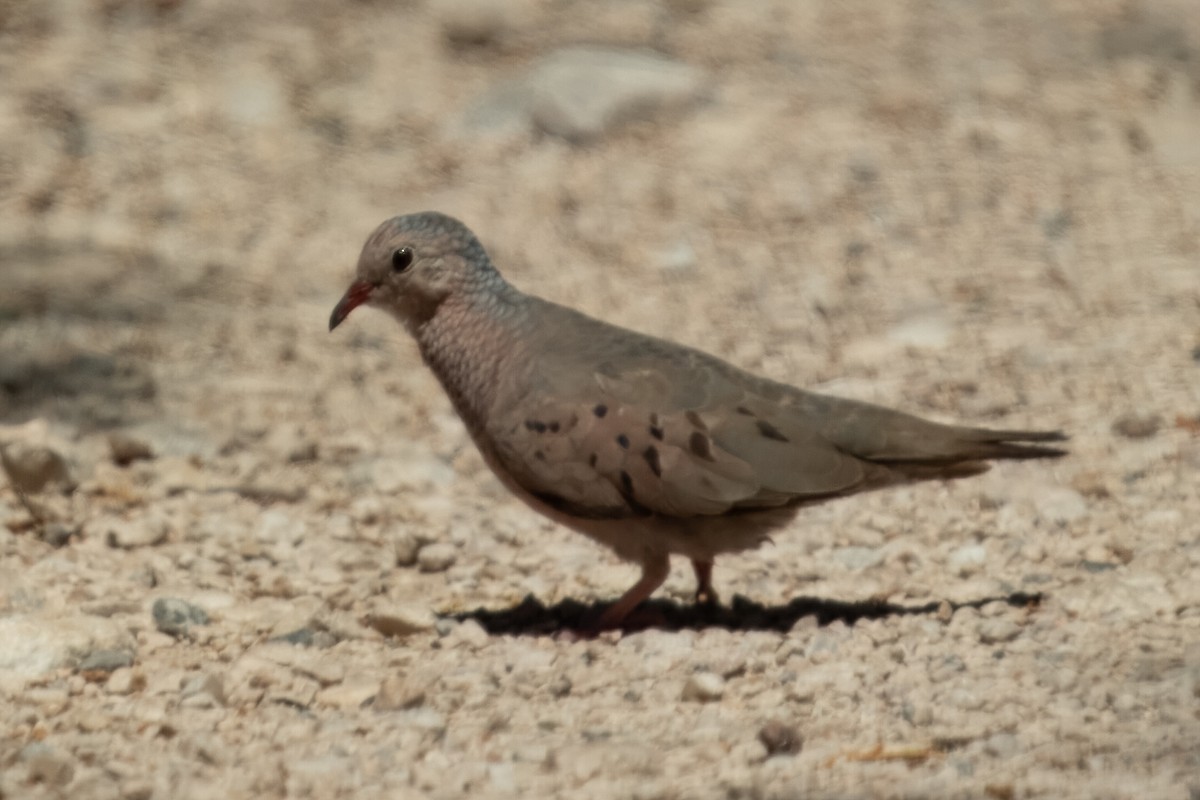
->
[486,359,870,519]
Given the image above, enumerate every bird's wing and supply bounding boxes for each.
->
[485,344,871,520]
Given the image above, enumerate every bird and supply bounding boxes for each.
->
[329,211,1067,630]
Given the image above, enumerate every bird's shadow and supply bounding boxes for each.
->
[452,591,1043,637]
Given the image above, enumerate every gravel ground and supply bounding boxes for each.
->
[2,0,1198,798]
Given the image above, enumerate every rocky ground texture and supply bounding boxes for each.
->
[1,0,1198,797]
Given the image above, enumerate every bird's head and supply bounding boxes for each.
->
[329,211,498,334]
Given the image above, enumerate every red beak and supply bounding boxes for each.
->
[329,279,375,331]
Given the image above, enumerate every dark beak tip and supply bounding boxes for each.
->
[329,279,374,333]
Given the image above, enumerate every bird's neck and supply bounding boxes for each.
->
[415,285,532,436]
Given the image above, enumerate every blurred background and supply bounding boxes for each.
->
[2,0,1196,451]
[1,1,1198,796]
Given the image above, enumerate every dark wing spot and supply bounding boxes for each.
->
[593,404,608,418]
[620,470,634,495]
[525,420,547,433]
[689,431,715,461]
[589,453,598,468]
[534,450,545,461]
[736,405,755,416]
[616,434,630,449]
[685,410,707,431]
[756,419,789,442]
[642,446,662,477]
[649,425,664,441]
[548,421,560,433]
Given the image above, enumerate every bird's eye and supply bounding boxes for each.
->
[391,247,414,273]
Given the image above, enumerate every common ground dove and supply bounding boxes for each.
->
[330,212,1066,629]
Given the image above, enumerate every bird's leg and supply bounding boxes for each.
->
[593,552,670,631]
[690,559,720,606]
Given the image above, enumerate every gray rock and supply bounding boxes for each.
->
[152,597,210,638]
[831,545,885,571]
[461,47,708,142]
[78,648,135,672]
[530,48,707,141]
[393,529,422,567]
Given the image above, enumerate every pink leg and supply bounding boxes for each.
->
[593,553,670,631]
[691,559,719,606]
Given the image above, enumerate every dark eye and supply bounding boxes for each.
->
[391,247,414,273]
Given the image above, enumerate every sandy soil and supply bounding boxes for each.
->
[1,0,1198,797]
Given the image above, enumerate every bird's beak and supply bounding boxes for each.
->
[329,279,375,331]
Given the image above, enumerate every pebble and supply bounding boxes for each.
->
[1110,412,1161,439]
[20,743,75,787]
[376,674,428,711]
[39,521,75,547]
[106,667,143,695]
[1,439,72,493]
[316,680,379,710]
[107,431,154,465]
[180,671,226,708]
[152,598,210,638]
[78,648,135,672]
[984,732,1019,758]
[1030,487,1087,525]
[831,545,884,571]
[448,619,490,650]
[681,671,725,702]
[948,543,988,576]
[0,614,135,677]
[758,720,802,756]
[392,529,421,567]
[366,604,437,638]
[531,48,706,141]
[99,513,169,549]
[885,310,953,349]
[978,618,1022,644]
[434,0,512,46]
[417,542,458,573]
[459,47,707,142]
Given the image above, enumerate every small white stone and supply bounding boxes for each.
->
[1031,487,1087,525]
[681,671,725,702]
[948,543,988,576]
[450,619,490,650]
[417,542,458,573]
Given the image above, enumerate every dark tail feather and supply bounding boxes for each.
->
[878,428,1069,470]
[956,428,1069,460]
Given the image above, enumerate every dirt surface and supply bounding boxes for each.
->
[2,0,1199,797]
